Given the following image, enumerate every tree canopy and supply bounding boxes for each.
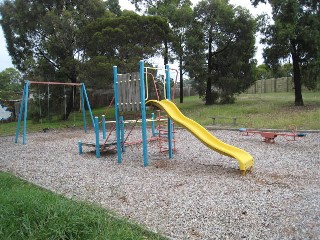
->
[83,10,170,87]
[129,0,193,103]
[0,68,22,100]
[251,0,320,105]
[0,0,170,118]
[185,0,257,104]
[3,0,316,111]
[0,0,106,81]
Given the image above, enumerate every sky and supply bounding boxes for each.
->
[0,0,271,71]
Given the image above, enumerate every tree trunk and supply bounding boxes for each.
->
[205,35,214,105]
[63,66,78,120]
[164,39,169,65]
[291,42,304,106]
[64,86,76,120]
[179,56,183,103]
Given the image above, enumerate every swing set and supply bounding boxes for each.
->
[15,80,95,145]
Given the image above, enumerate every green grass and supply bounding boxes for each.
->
[174,91,320,129]
[0,171,167,240]
[1,91,319,137]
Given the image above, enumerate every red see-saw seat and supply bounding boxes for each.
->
[239,128,306,143]
[259,132,277,143]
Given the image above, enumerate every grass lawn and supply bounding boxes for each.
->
[0,171,167,240]
[174,91,320,129]
[1,91,319,137]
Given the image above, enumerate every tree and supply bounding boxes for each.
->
[166,1,193,103]
[105,0,121,16]
[83,10,170,84]
[0,68,22,100]
[130,0,193,103]
[0,0,106,119]
[255,64,272,80]
[185,0,257,104]
[251,0,320,106]
[254,63,293,80]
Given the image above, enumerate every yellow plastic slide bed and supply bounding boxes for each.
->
[146,99,254,175]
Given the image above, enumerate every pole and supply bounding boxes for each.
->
[151,112,156,137]
[80,84,87,133]
[165,65,173,159]
[15,82,27,143]
[81,84,94,127]
[120,115,125,152]
[102,115,106,139]
[78,141,83,154]
[94,116,100,158]
[140,60,148,167]
[113,66,122,164]
[22,81,30,145]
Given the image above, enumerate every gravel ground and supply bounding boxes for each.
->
[1,127,319,239]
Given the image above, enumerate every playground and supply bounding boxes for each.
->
[2,61,319,239]
[1,127,319,239]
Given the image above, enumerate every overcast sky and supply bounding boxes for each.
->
[0,0,271,71]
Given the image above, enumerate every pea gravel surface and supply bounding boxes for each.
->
[1,127,319,239]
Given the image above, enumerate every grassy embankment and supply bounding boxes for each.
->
[1,91,319,137]
[0,172,167,240]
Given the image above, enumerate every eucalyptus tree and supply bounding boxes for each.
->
[251,0,320,106]
[0,68,22,100]
[82,10,170,87]
[0,0,106,119]
[105,0,122,16]
[186,0,257,104]
[131,0,193,103]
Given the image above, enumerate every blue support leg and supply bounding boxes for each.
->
[165,64,173,159]
[120,116,125,152]
[113,66,122,164]
[140,60,148,166]
[151,112,156,137]
[102,115,106,139]
[78,141,83,154]
[80,84,87,133]
[15,82,26,143]
[94,117,100,158]
[82,84,95,128]
[22,81,29,145]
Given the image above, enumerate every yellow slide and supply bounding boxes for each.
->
[147,99,254,174]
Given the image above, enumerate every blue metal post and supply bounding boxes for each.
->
[151,112,156,137]
[80,84,87,133]
[113,66,122,164]
[120,115,125,152]
[102,115,106,139]
[78,141,83,154]
[22,81,29,145]
[165,65,173,159]
[82,84,95,128]
[15,82,26,143]
[140,60,149,167]
[94,117,100,158]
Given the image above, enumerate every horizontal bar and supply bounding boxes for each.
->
[27,81,82,86]
[105,118,167,124]
[145,67,178,72]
